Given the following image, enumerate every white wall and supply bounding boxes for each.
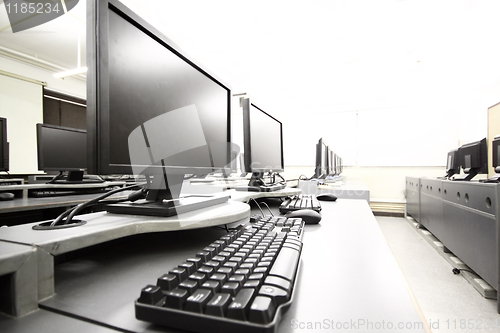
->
[0,55,86,99]
[0,74,42,174]
[0,54,86,174]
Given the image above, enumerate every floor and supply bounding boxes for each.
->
[376,216,499,333]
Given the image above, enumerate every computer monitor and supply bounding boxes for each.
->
[314,138,328,178]
[240,98,284,190]
[454,138,487,181]
[492,136,500,173]
[484,135,500,183]
[0,117,8,172]
[327,149,335,177]
[87,0,233,216]
[36,124,90,183]
[337,155,343,175]
[443,148,460,179]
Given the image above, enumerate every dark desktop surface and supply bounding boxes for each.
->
[0,199,426,333]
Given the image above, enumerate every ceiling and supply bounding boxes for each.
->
[0,0,499,118]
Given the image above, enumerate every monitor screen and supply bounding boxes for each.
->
[445,149,460,176]
[36,124,87,172]
[0,117,8,172]
[314,138,328,178]
[242,98,284,173]
[336,155,343,175]
[87,0,231,176]
[492,136,500,173]
[459,138,487,175]
[328,149,335,176]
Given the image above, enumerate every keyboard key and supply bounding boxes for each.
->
[156,274,178,291]
[258,285,289,306]
[249,296,276,324]
[264,275,291,292]
[138,285,163,305]
[184,289,213,313]
[201,280,221,294]
[205,293,232,317]
[169,267,188,282]
[221,282,241,296]
[178,279,198,295]
[226,288,255,320]
[269,247,300,282]
[164,288,189,309]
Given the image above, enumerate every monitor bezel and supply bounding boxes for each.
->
[492,136,500,173]
[36,123,87,172]
[87,0,232,176]
[445,149,460,174]
[314,138,328,178]
[459,138,488,175]
[0,117,8,172]
[242,98,284,174]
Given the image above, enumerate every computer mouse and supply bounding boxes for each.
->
[316,193,337,201]
[0,192,15,201]
[285,209,322,224]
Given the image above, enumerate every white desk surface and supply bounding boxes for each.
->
[0,198,429,332]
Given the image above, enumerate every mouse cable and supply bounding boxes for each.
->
[249,197,265,217]
[50,182,148,226]
[258,201,274,217]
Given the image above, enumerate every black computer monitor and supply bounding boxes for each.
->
[0,117,8,172]
[36,124,92,183]
[327,149,335,177]
[87,0,233,216]
[443,148,460,179]
[337,156,343,175]
[492,136,500,173]
[484,135,500,183]
[240,98,284,190]
[314,138,328,178]
[454,138,487,181]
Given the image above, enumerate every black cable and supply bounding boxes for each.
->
[249,197,265,217]
[452,268,476,275]
[259,201,274,216]
[50,182,147,226]
[47,171,65,184]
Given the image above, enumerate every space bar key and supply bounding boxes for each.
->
[269,247,300,282]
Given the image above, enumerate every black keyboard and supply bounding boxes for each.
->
[28,188,110,198]
[279,195,321,213]
[135,215,304,333]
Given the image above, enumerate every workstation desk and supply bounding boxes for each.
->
[0,182,128,226]
[0,192,428,332]
[406,177,500,311]
[297,179,370,202]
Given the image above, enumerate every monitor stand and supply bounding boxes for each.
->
[234,172,286,192]
[452,171,477,181]
[106,174,229,217]
[47,171,105,184]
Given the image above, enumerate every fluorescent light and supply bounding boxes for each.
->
[53,67,87,78]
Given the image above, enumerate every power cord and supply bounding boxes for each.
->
[452,268,476,275]
[249,197,265,217]
[32,182,148,230]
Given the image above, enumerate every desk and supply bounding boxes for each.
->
[298,179,370,202]
[406,177,500,312]
[0,181,126,199]
[0,198,428,332]
[0,190,134,226]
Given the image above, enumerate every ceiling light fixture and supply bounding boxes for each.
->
[53,66,87,78]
